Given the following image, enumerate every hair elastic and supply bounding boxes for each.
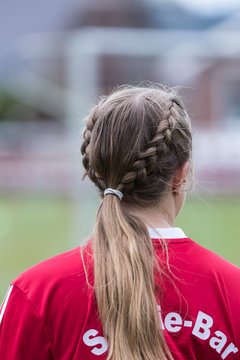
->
[104,188,123,200]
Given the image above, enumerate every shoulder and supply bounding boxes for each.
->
[190,240,240,274]
[1,244,98,359]
[12,244,94,310]
[155,234,240,283]
[14,247,82,285]
[167,237,240,294]
[186,239,240,297]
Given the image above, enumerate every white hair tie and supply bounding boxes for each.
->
[104,188,123,200]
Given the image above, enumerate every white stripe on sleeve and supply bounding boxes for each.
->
[0,285,14,324]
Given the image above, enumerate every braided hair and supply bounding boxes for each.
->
[81,84,192,360]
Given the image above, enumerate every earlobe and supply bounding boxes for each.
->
[172,162,189,195]
[172,180,185,196]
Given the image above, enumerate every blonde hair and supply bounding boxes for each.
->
[81,84,192,360]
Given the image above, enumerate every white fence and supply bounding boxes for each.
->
[0,123,240,194]
[193,130,240,194]
[1,27,240,195]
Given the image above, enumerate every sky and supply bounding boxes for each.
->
[176,0,240,15]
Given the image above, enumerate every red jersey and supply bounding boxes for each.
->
[0,228,240,360]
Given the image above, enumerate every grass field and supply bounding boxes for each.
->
[0,195,240,301]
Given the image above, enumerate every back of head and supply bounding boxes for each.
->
[81,84,192,360]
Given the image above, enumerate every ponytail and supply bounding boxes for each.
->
[81,84,192,360]
[93,195,173,360]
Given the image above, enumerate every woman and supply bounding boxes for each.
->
[0,84,240,360]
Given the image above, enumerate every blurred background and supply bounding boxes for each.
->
[1,0,240,300]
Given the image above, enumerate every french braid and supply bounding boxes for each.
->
[118,96,189,193]
[81,106,98,172]
[81,106,108,190]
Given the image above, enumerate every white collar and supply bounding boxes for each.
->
[148,227,186,239]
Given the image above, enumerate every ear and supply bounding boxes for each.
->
[172,161,190,195]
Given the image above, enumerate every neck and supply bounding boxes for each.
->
[124,193,178,229]
[137,208,175,229]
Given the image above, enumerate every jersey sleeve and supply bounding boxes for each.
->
[0,284,54,360]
